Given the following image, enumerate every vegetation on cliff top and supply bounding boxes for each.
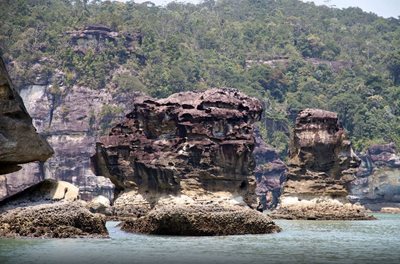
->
[0,0,399,155]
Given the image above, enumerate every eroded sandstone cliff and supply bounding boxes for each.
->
[0,57,53,198]
[273,108,372,220]
[351,143,400,210]
[92,88,280,235]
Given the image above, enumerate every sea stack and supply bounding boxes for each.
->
[273,108,373,220]
[92,88,281,235]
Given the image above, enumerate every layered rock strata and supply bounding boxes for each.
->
[93,88,281,234]
[351,143,400,210]
[272,108,372,220]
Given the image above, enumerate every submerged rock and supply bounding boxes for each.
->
[0,202,107,238]
[273,108,372,220]
[121,205,281,236]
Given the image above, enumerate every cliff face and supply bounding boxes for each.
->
[274,108,371,220]
[2,25,144,201]
[0,57,53,199]
[351,143,400,209]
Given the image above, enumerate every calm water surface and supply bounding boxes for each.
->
[0,214,399,264]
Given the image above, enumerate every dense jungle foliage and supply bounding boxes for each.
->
[1,0,399,156]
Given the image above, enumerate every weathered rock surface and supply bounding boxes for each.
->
[1,25,144,202]
[66,24,142,55]
[0,57,53,201]
[93,88,263,206]
[0,179,107,238]
[93,88,280,234]
[351,143,400,210]
[273,108,372,220]
[122,205,281,236]
[0,57,53,175]
[0,202,107,238]
[253,128,287,210]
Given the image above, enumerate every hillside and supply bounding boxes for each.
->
[1,0,399,156]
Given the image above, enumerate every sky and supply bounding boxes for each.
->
[126,0,400,18]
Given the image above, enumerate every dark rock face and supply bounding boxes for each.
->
[0,57,53,198]
[253,129,287,210]
[274,108,371,220]
[122,205,281,236]
[351,143,400,209]
[0,202,107,238]
[93,88,281,234]
[93,88,263,205]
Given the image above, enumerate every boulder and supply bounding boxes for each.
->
[273,108,372,220]
[87,195,111,215]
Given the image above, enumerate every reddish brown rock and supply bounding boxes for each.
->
[92,88,263,205]
[92,88,281,234]
[273,108,372,220]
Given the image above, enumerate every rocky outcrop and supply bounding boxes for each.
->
[0,202,107,238]
[273,108,372,220]
[253,128,287,210]
[351,143,400,210]
[66,24,142,54]
[0,57,53,200]
[0,179,108,238]
[93,88,280,234]
[122,205,281,236]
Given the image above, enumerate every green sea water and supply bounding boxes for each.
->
[0,213,399,264]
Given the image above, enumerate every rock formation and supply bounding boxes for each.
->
[272,108,372,220]
[92,88,281,235]
[0,202,107,238]
[122,205,280,236]
[351,143,400,210]
[253,128,287,210]
[0,57,53,199]
[0,179,108,238]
